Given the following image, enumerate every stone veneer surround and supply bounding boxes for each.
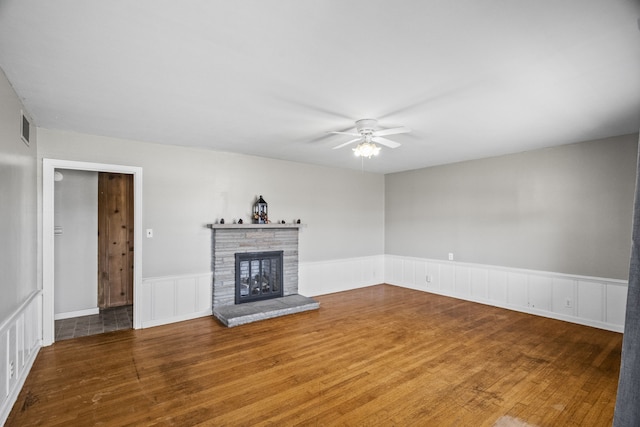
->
[208,224,299,308]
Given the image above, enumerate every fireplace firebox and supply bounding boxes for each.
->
[235,251,284,304]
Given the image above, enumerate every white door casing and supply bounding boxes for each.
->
[42,159,143,345]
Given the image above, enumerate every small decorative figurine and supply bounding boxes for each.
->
[220,218,225,224]
[281,220,286,224]
[296,219,301,224]
[238,219,243,224]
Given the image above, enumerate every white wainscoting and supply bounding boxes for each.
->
[121,255,629,333]
[0,291,42,426]
[141,257,386,327]
[299,255,385,297]
[385,255,628,332]
[140,273,212,328]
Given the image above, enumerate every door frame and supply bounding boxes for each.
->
[43,159,143,346]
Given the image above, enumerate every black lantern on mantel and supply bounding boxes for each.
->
[253,195,268,224]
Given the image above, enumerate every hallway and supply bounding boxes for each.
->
[54,305,132,341]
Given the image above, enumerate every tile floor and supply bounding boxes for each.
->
[55,305,133,341]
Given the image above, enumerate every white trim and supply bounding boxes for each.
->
[42,159,143,346]
[384,255,627,332]
[141,310,213,329]
[142,272,213,282]
[0,291,41,426]
[387,254,628,285]
[54,307,99,320]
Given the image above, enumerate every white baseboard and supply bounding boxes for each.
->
[0,291,42,426]
[54,307,99,320]
[384,255,627,332]
[141,309,213,329]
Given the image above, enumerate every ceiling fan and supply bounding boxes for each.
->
[330,119,411,158]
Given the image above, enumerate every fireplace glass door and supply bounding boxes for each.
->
[235,251,283,303]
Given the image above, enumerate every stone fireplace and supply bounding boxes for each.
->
[208,223,317,326]
[209,224,299,307]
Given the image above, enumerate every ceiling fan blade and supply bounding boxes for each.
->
[372,136,401,148]
[328,131,360,137]
[270,95,352,121]
[332,138,362,149]
[373,126,411,137]
[378,83,475,120]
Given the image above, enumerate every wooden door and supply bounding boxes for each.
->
[98,172,134,308]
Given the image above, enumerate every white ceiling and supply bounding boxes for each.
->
[1,1,639,174]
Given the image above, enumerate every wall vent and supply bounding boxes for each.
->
[21,110,30,146]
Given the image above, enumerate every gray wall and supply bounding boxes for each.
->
[0,68,38,320]
[385,134,638,280]
[40,129,638,286]
[54,169,98,315]
[37,128,385,278]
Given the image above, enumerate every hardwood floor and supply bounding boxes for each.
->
[7,285,622,426]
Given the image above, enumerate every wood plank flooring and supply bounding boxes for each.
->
[7,285,622,426]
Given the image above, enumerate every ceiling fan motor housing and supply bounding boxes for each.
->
[355,119,378,133]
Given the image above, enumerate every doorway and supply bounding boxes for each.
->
[43,159,143,346]
[52,170,135,341]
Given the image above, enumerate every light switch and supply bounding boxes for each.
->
[146,229,153,238]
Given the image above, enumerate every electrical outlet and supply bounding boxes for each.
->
[565,298,572,308]
[448,253,454,261]
[146,229,153,238]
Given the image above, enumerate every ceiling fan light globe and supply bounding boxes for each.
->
[353,142,381,159]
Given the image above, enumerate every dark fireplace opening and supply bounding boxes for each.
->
[235,250,284,304]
